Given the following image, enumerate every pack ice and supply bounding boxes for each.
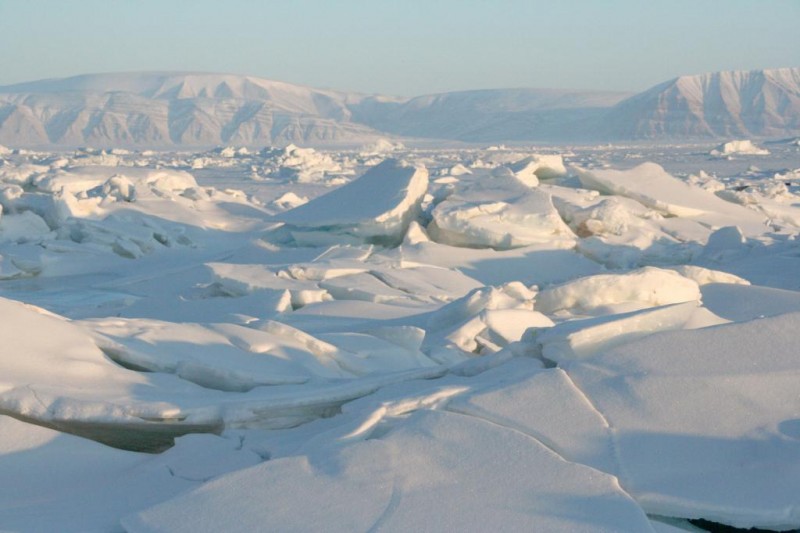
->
[0,143,799,532]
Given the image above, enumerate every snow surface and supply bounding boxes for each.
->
[1,142,800,532]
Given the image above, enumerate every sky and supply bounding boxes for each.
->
[1,0,798,96]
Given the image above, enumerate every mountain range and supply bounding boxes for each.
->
[0,68,798,147]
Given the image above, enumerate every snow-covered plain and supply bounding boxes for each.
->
[1,140,799,532]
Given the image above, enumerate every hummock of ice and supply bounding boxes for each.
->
[506,154,567,185]
[1,143,800,532]
[428,169,576,250]
[534,301,725,363]
[274,158,428,246]
[260,144,346,183]
[710,139,770,157]
[359,137,405,155]
[535,267,702,315]
[423,282,553,363]
[575,162,769,236]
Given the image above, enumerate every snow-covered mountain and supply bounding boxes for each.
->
[0,68,798,147]
[349,88,631,142]
[0,72,383,147]
[0,72,627,147]
[602,67,800,139]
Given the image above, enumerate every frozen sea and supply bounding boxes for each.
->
[1,139,799,532]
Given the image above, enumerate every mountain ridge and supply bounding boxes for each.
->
[602,67,800,139]
[0,68,798,147]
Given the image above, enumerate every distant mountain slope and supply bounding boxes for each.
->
[602,68,800,139]
[0,68,798,147]
[350,88,631,142]
[0,72,383,147]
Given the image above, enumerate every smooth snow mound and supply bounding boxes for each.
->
[666,265,750,286]
[536,266,701,314]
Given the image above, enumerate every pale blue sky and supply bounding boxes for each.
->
[1,0,798,96]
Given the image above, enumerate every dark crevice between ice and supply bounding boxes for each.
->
[650,514,800,533]
[688,518,800,533]
[0,407,223,454]
[99,345,154,372]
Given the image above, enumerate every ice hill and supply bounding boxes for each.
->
[0,68,799,146]
[602,67,800,139]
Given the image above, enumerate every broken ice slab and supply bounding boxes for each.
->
[274,158,428,247]
[123,410,654,532]
[534,301,727,364]
[567,311,800,530]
